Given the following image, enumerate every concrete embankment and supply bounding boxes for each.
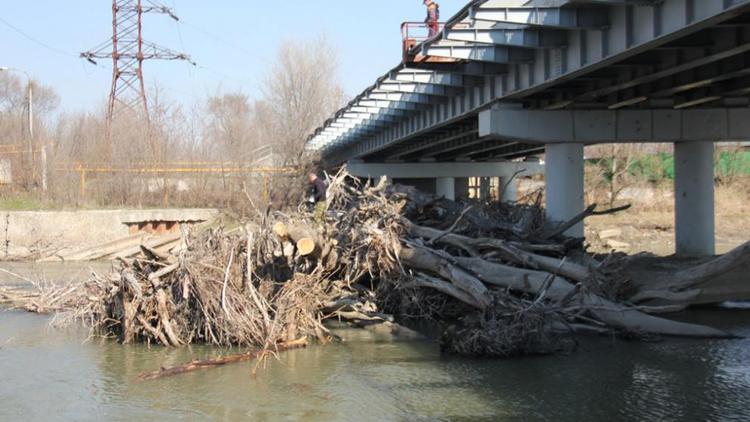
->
[0,208,219,260]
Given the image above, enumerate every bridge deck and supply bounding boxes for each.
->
[307,0,750,165]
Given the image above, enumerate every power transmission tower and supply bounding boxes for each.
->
[81,0,194,125]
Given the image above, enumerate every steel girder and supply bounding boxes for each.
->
[444,27,568,48]
[307,0,750,165]
[469,4,609,28]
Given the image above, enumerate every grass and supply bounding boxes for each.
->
[0,191,62,211]
[0,196,54,211]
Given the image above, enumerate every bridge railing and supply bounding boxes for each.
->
[400,22,456,64]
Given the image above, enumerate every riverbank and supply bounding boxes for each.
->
[584,181,750,255]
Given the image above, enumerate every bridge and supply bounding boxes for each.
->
[306,0,750,257]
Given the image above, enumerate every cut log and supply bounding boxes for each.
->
[296,238,317,256]
[272,222,288,238]
[273,221,320,257]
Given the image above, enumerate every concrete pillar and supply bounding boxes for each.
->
[501,177,518,203]
[545,143,585,238]
[455,178,469,200]
[436,177,456,200]
[674,142,715,257]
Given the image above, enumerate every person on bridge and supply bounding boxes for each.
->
[307,172,328,223]
[423,0,440,37]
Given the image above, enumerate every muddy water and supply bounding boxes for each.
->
[2,265,750,421]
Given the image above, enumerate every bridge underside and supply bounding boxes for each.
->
[308,0,750,257]
[335,8,750,164]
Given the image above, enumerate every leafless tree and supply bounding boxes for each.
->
[260,34,346,165]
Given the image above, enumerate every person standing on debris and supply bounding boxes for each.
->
[424,0,440,37]
[308,172,328,223]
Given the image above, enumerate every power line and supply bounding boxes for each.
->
[178,19,268,66]
[172,0,186,52]
[0,16,74,58]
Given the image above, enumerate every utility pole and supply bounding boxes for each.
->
[81,0,194,126]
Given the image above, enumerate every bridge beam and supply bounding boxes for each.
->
[479,108,750,143]
[545,143,585,238]
[346,161,543,179]
[675,142,716,257]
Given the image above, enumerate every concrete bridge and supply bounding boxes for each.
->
[307,0,750,257]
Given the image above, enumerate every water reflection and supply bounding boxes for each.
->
[1,307,750,421]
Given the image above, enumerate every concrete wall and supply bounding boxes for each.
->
[0,209,219,256]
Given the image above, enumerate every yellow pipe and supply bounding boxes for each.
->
[60,167,298,174]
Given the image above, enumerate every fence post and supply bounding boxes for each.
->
[79,169,86,199]
[40,145,47,193]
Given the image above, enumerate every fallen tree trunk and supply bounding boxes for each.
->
[452,256,735,338]
[663,240,750,291]
[398,247,490,308]
[406,221,593,283]
[623,241,750,306]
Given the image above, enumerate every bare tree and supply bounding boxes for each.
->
[260,34,346,165]
[205,92,255,162]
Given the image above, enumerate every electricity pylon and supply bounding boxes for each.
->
[81,0,194,125]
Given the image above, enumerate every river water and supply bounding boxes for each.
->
[1,264,750,421]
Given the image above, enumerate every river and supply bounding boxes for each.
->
[1,264,750,421]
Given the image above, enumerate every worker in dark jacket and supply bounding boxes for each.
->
[308,172,328,223]
[424,0,440,37]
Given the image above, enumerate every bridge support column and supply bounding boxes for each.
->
[456,178,469,200]
[436,177,456,201]
[674,142,715,257]
[545,143,584,238]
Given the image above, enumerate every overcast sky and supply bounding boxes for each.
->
[0,0,462,113]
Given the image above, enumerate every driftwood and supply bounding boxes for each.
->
[12,169,747,362]
[137,338,309,381]
[620,241,750,307]
[663,240,750,291]
[399,247,490,309]
[450,256,734,338]
[406,221,592,283]
[542,203,632,240]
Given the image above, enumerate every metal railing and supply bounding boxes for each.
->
[401,21,444,43]
[401,21,445,63]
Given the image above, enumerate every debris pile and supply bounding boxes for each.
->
[6,170,749,361]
